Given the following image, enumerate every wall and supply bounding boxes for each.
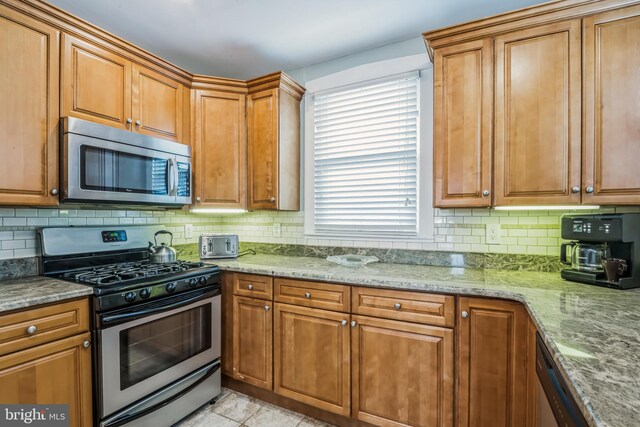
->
[2,206,638,260]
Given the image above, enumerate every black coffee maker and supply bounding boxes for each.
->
[560,213,640,289]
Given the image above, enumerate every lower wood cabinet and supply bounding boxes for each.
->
[0,332,93,427]
[457,297,530,427]
[233,295,273,389]
[274,303,351,416]
[351,315,454,427]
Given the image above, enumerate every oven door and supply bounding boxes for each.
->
[98,288,221,418]
[63,132,191,205]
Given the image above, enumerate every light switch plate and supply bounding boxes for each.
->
[272,223,282,237]
[184,224,194,239]
[486,223,501,245]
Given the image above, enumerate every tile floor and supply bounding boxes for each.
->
[177,388,335,427]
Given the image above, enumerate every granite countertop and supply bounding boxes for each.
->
[0,276,93,313]
[206,253,640,427]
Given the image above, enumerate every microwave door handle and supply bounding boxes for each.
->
[166,158,174,196]
[171,158,179,196]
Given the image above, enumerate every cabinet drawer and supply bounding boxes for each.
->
[234,273,273,300]
[274,278,350,312]
[352,287,454,327]
[0,298,89,356]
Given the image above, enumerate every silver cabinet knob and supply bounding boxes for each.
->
[264,305,270,311]
[341,320,347,326]
[26,325,37,334]
[394,303,402,310]
[50,188,59,195]
[350,320,357,327]
[247,284,253,290]
[585,186,594,194]
[196,197,201,202]
[135,120,141,126]
[304,292,311,299]
[269,196,276,202]
[461,311,469,318]
[482,190,490,197]
[83,340,91,348]
[571,186,580,193]
[126,118,133,124]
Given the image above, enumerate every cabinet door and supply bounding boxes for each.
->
[233,296,272,389]
[458,297,529,427]
[132,64,184,142]
[0,6,59,206]
[584,5,640,205]
[274,303,350,416]
[434,39,493,207]
[0,332,92,427]
[247,89,279,210]
[193,90,246,208]
[62,34,132,130]
[494,20,582,206]
[352,315,454,427]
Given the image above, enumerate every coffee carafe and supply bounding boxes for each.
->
[560,213,640,290]
[561,242,609,272]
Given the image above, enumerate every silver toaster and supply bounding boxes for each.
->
[199,234,239,259]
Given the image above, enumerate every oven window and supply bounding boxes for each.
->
[119,304,211,390]
[80,145,169,195]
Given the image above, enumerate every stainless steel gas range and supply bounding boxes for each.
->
[39,225,221,427]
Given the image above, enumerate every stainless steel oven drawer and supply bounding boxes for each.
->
[101,361,221,427]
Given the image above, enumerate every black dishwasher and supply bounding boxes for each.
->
[536,333,588,427]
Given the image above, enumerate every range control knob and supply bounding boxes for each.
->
[166,282,177,293]
[124,292,136,303]
[189,278,198,287]
[198,276,207,285]
[139,288,151,299]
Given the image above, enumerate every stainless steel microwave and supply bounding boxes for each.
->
[61,117,192,206]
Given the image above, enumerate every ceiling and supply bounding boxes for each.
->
[47,0,547,80]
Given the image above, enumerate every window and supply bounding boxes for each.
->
[306,72,423,237]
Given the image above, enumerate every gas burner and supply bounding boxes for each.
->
[61,260,207,286]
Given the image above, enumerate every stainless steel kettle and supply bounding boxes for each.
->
[148,230,177,263]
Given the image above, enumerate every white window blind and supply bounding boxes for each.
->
[312,72,419,236]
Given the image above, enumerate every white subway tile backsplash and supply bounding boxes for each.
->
[2,240,25,250]
[15,209,37,217]
[3,218,26,226]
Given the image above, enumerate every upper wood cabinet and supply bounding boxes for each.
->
[494,20,582,206]
[434,39,493,208]
[351,314,454,427]
[583,4,640,205]
[274,303,351,416]
[457,297,530,427]
[426,0,640,208]
[62,35,187,143]
[0,5,59,206]
[193,89,246,208]
[247,73,305,211]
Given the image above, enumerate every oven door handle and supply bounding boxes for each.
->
[101,291,214,327]
[103,362,220,427]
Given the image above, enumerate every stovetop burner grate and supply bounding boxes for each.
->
[61,260,206,285]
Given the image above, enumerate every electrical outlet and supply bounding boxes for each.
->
[272,223,282,237]
[184,224,194,239]
[486,223,501,245]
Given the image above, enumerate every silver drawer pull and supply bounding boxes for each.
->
[461,310,469,318]
[83,340,91,348]
[350,320,357,327]
[26,325,37,334]
[264,305,270,311]
[247,284,254,290]
[304,292,311,299]
[394,303,402,310]
[341,320,347,326]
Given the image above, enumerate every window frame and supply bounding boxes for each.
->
[303,55,434,241]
